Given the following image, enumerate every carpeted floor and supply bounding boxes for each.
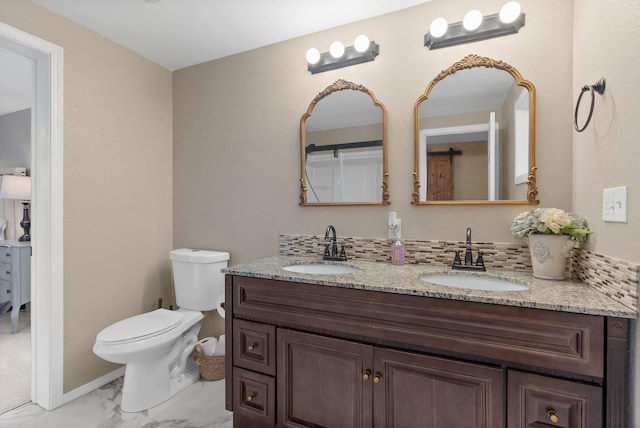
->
[0,310,31,415]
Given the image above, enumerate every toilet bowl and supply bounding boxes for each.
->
[93,248,229,412]
[93,308,204,412]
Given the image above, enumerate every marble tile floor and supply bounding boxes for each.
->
[0,377,232,428]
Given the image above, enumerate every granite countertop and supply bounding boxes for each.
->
[223,256,638,319]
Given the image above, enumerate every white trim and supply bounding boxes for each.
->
[514,89,530,185]
[62,368,125,405]
[419,123,494,201]
[487,112,498,201]
[0,22,64,411]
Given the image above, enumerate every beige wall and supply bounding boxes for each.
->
[0,1,174,392]
[2,0,637,403]
[572,1,640,422]
[173,0,574,263]
[573,0,640,263]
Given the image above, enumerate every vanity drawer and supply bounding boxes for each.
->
[0,247,10,260]
[233,367,275,427]
[508,370,602,427]
[233,319,276,376]
[232,276,604,378]
[0,262,11,280]
[0,279,10,303]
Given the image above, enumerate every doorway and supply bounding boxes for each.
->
[0,22,64,411]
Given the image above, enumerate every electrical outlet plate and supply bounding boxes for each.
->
[603,186,627,223]
[388,219,401,240]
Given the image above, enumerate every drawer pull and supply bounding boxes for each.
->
[246,393,256,402]
[547,410,559,424]
[247,343,257,351]
[5,271,10,275]
[362,370,371,381]
[373,373,382,384]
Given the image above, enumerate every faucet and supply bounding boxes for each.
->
[323,225,348,261]
[452,227,486,271]
[464,227,473,265]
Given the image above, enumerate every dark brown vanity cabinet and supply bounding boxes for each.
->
[225,275,629,427]
[278,329,503,427]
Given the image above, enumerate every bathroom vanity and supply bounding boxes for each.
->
[224,257,635,427]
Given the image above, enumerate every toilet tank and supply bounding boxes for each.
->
[170,248,229,311]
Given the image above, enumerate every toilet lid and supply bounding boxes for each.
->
[96,309,183,343]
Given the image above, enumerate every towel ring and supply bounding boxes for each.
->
[574,78,606,132]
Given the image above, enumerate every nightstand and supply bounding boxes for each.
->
[0,241,31,334]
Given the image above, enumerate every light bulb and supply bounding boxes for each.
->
[499,1,521,24]
[329,41,345,58]
[429,18,448,38]
[354,35,370,53]
[306,48,320,65]
[463,10,483,31]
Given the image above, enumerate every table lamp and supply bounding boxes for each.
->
[0,175,31,242]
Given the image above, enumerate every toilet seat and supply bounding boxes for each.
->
[96,309,183,345]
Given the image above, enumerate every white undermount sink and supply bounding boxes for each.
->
[282,263,358,275]
[420,273,529,292]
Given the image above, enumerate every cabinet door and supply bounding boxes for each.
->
[374,348,504,428]
[277,328,373,428]
[508,371,602,428]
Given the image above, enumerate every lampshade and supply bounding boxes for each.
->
[0,175,31,201]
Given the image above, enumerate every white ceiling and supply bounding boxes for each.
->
[31,0,430,71]
[1,0,430,116]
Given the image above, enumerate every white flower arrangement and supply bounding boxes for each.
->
[511,207,593,242]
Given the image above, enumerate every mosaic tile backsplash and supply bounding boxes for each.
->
[279,234,639,313]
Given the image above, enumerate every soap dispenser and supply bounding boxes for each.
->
[388,212,405,265]
[391,238,405,265]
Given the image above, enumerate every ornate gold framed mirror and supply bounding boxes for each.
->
[412,54,539,205]
[300,79,389,206]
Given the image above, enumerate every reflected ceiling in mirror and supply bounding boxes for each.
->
[412,54,538,206]
[300,79,389,206]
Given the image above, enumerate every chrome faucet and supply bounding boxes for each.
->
[452,227,486,271]
[323,225,348,261]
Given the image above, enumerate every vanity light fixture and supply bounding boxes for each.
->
[306,35,379,74]
[425,1,525,50]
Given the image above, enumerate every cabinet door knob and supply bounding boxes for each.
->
[247,343,257,351]
[547,410,559,424]
[362,370,371,381]
[246,393,256,402]
[5,271,10,275]
[373,373,382,384]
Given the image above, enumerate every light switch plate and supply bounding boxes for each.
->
[603,186,627,223]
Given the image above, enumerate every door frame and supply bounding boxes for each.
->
[419,123,498,201]
[0,22,64,411]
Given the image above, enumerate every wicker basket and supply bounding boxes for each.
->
[192,343,225,381]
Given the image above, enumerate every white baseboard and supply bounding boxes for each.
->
[62,367,125,406]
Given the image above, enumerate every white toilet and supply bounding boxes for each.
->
[93,248,229,412]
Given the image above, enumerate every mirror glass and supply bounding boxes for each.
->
[412,54,538,205]
[300,79,389,206]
